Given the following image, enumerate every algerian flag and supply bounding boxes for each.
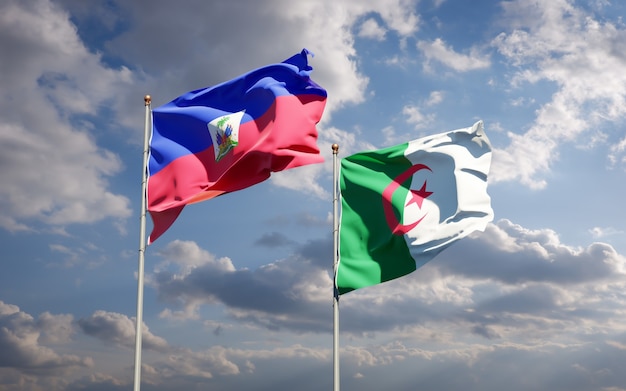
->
[337,121,493,295]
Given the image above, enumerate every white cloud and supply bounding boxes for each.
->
[441,219,626,286]
[589,226,624,238]
[401,104,436,133]
[0,301,92,381]
[78,310,169,352]
[150,237,333,328]
[37,312,75,344]
[426,90,445,106]
[384,54,413,68]
[269,0,419,111]
[143,217,626,341]
[403,105,433,127]
[40,215,626,389]
[0,0,133,232]
[417,38,491,72]
[609,135,626,167]
[358,18,387,41]
[270,164,329,199]
[387,91,445,144]
[491,0,626,187]
[154,239,236,274]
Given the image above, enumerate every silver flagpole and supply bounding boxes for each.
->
[332,143,340,391]
[133,95,151,391]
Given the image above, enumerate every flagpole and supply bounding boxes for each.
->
[133,95,151,391]
[332,143,340,391]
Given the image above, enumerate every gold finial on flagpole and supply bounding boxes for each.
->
[144,95,151,105]
[332,143,339,154]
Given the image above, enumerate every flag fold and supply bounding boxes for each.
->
[147,49,327,244]
[337,121,493,294]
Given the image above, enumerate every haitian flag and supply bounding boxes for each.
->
[147,49,327,244]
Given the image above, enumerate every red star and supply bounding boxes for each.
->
[405,181,432,209]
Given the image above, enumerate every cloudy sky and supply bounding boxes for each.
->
[2,0,626,390]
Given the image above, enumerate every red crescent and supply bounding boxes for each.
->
[382,164,431,236]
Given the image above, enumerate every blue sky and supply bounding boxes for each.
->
[1,0,626,390]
